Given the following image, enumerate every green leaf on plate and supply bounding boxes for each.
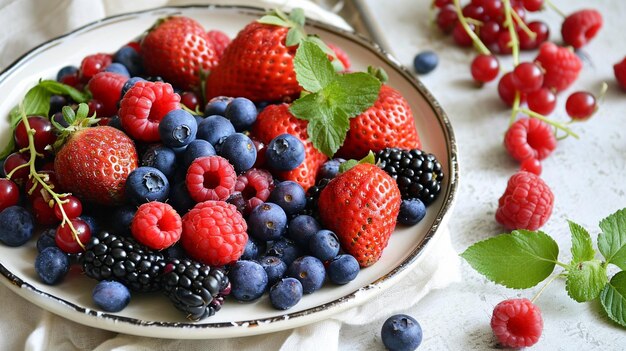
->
[569,220,595,263]
[565,259,607,302]
[598,208,626,270]
[600,271,626,328]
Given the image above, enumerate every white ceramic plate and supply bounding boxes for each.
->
[0,5,458,339]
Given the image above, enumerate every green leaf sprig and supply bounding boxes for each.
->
[461,208,626,328]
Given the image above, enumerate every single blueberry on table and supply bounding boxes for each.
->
[224,97,257,131]
[35,247,70,285]
[413,50,439,75]
[103,62,130,77]
[0,206,35,247]
[141,144,177,179]
[125,166,170,205]
[248,203,287,241]
[92,280,131,312]
[328,254,360,285]
[183,139,216,170]
[229,260,268,302]
[258,255,288,286]
[309,229,340,262]
[204,96,233,117]
[268,181,306,216]
[381,314,423,351]
[287,215,322,248]
[397,198,427,226]
[218,133,257,174]
[197,115,236,146]
[56,65,78,81]
[158,109,198,148]
[113,45,143,76]
[270,277,303,310]
[265,134,305,171]
[267,238,302,267]
[287,256,326,294]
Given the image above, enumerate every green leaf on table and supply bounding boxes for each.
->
[293,40,336,93]
[565,259,608,302]
[598,208,626,270]
[569,220,595,263]
[460,229,559,289]
[600,271,626,327]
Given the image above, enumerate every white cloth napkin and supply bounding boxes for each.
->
[0,0,461,349]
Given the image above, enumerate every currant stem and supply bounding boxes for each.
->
[502,0,520,66]
[545,0,567,18]
[511,9,536,40]
[531,272,560,304]
[453,0,491,55]
[520,107,580,139]
[510,91,521,125]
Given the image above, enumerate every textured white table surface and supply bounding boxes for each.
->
[360,0,626,349]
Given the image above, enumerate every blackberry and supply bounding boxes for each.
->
[80,231,165,292]
[376,147,444,205]
[302,178,331,218]
[160,258,230,321]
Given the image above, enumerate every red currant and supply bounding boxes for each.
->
[181,92,200,111]
[471,54,500,83]
[462,4,485,20]
[32,195,59,226]
[14,116,56,154]
[498,72,526,106]
[3,152,30,186]
[522,0,543,12]
[60,73,81,88]
[479,21,501,46]
[436,5,458,34]
[25,170,59,200]
[452,22,475,47]
[527,88,557,115]
[252,139,267,168]
[88,99,104,117]
[566,91,597,120]
[512,62,544,93]
[497,31,513,55]
[433,0,452,8]
[0,178,20,212]
[55,218,91,254]
[54,195,83,220]
[519,21,549,50]
[520,158,542,175]
[483,0,504,19]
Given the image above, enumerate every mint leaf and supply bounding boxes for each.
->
[569,220,595,263]
[600,271,626,327]
[339,151,376,173]
[38,80,90,103]
[460,230,559,289]
[566,260,607,302]
[286,28,306,47]
[293,40,335,93]
[598,208,626,270]
[332,73,381,117]
[23,85,53,117]
[288,8,305,26]
[305,36,344,72]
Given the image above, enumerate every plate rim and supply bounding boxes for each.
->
[0,4,459,338]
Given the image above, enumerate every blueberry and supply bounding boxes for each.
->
[113,45,143,76]
[241,237,263,260]
[141,144,177,179]
[0,206,34,246]
[268,181,306,216]
[248,203,287,241]
[224,97,257,131]
[397,199,426,226]
[79,215,99,235]
[164,243,186,260]
[287,256,325,294]
[309,230,340,261]
[125,166,170,204]
[413,50,438,75]
[204,96,233,117]
[107,115,124,131]
[111,205,136,237]
[49,95,67,116]
[197,115,236,146]
[265,134,305,171]
[92,280,131,312]
[318,158,346,180]
[226,192,247,214]
[193,114,204,128]
[218,133,256,173]
[258,256,288,285]
[103,62,130,77]
[229,260,268,302]
[56,65,78,81]
[328,254,359,285]
[287,215,321,248]
[183,139,216,169]
[120,77,146,99]
[267,238,302,267]
[36,228,57,252]
[270,277,303,310]
[35,247,70,285]
[381,314,423,351]
[168,182,195,215]
[158,109,198,148]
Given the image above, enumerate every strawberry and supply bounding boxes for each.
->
[318,163,401,267]
[141,16,218,91]
[250,103,327,191]
[336,84,421,160]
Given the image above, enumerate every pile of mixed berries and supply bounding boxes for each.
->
[0,9,444,322]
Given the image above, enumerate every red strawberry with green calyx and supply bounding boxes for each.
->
[318,162,401,267]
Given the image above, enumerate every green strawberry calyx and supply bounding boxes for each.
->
[339,151,376,174]
[51,103,99,151]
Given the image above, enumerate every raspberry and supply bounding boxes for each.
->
[561,9,603,49]
[491,298,543,348]
[534,42,582,92]
[186,156,237,202]
[327,43,351,70]
[131,201,182,250]
[207,30,230,58]
[234,168,275,215]
[87,72,128,117]
[118,81,181,142]
[79,53,112,82]
[496,171,554,230]
[504,118,557,163]
[614,56,626,90]
[181,200,248,266]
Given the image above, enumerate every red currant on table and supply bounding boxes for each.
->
[452,22,474,47]
[614,56,626,90]
[55,218,91,254]
[0,178,20,212]
[519,21,549,50]
[521,0,543,12]
[24,170,59,200]
[479,21,501,46]
[471,54,500,84]
[498,72,526,106]
[53,195,83,220]
[14,116,56,154]
[497,31,513,55]
[565,91,597,120]
[436,5,458,34]
[483,0,504,19]
[3,152,30,185]
[527,88,557,115]
[512,62,544,93]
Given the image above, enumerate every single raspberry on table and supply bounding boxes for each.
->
[181,200,248,266]
[186,156,237,202]
[79,53,112,82]
[496,171,554,231]
[131,201,182,250]
[234,168,275,215]
[491,298,543,348]
[87,72,128,117]
[614,56,626,90]
[561,9,603,49]
[534,42,582,92]
[118,81,181,142]
[504,117,557,163]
